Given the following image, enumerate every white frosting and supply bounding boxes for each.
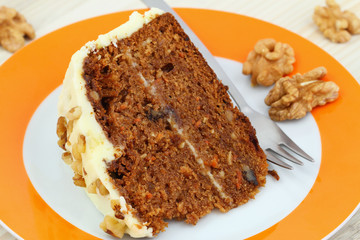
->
[58,8,164,238]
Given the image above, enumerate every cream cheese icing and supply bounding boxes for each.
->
[58,7,237,238]
[58,8,165,238]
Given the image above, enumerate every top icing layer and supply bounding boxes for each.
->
[58,8,164,238]
[85,8,165,51]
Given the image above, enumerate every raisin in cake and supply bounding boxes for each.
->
[57,8,268,238]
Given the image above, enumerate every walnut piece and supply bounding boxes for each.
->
[111,199,125,220]
[96,178,110,196]
[87,180,97,194]
[265,67,339,121]
[313,0,360,43]
[72,173,86,187]
[56,117,67,150]
[71,158,82,175]
[0,6,35,52]
[100,215,126,238]
[72,134,86,161]
[61,151,73,165]
[57,111,89,188]
[242,38,295,86]
[66,106,82,121]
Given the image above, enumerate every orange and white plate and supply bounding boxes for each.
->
[0,9,359,240]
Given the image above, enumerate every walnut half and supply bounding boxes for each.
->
[242,38,295,86]
[313,0,360,43]
[0,6,35,52]
[265,67,339,121]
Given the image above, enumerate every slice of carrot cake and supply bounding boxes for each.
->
[56,8,268,238]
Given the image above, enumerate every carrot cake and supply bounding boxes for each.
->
[56,8,268,238]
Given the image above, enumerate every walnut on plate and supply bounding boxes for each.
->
[242,38,295,86]
[265,67,339,121]
[0,6,35,52]
[313,0,360,43]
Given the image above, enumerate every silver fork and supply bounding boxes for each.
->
[141,0,314,169]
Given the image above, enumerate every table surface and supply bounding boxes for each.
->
[0,0,359,239]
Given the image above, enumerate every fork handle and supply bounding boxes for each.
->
[141,0,252,113]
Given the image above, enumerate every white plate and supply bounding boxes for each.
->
[23,57,321,240]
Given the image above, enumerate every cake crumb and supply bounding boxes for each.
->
[268,170,280,181]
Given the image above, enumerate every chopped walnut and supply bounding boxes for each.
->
[61,151,73,165]
[111,199,120,210]
[66,106,82,121]
[67,120,74,139]
[72,173,86,187]
[313,0,360,43]
[111,199,125,220]
[87,180,97,194]
[56,117,67,150]
[225,109,234,122]
[89,90,100,101]
[87,178,110,195]
[96,178,109,196]
[100,215,126,238]
[71,159,82,175]
[72,134,86,161]
[265,67,339,121]
[178,142,185,149]
[242,38,295,86]
[0,6,35,52]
